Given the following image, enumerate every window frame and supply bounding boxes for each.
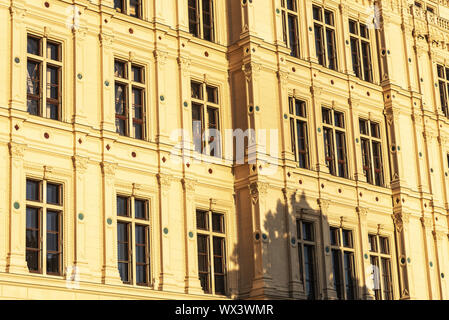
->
[114,59,147,140]
[116,195,151,287]
[280,0,300,58]
[296,219,318,299]
[191,80,221,158]
[322,107,348,178]
[349,19,373,83]
[114,0,143,19]
[188,0,216,42]
[313,5,338,70]
[330,226,357,300]
[26,34,63,121]
[437,64,449,117]
[25,178,64,276]
[359,118,384,186]
[289,97,310,169]
[196,209,227,296]
[368,234,394,300]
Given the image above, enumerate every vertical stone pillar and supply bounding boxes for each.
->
[72,156,90,280]
[318,199,338,299]
[182,178,203,294]
[73,26,88,123]
[154,50,169,144]
[357,207,375,300]
[99,31,115,132]
[277,70,295,162]
[392,211,411,299]
[7,143,28,274]
[156,173,177,291]
[100,161,122,285]
[310,86,328,173]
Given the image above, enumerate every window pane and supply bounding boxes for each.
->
[46,253,60,274]
[313,6,321,21]
[322,108,332,124]
[47,42,60,61]
[207,86,218,104]
[369,234,377,252]
[342,229,353,248]
[302,222,314,241]
[26,180,41,201]
[330,227,339,246]
[114,60,127,78]
[331,249,342,299]
[344,252,356,299]
[135,199,148,220]
[47,183,61,205]
[26,250,39,272]
[349,20,357,34]
[129,0,141,18]
[212,213,224,233]
[370,122,380,138]
[359,119,368,135]
[191,82,202,99]
[334,111,345,128]
[196,210,209,230]
[304,244,316,299]
[117,196,129,217]
[192,103,203,153]
[47,211,59,232]
[132,65,143,83]
[118,262,129,282]
[380,237,389,254]
[47,233,59,252]
[27,36,41,55]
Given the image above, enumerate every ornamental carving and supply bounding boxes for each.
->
[242,62,261,82]
[154,50,168,65]
[72,156,89,173]
[249,182,268,205]
[8,143,25,158]
[181,178,196,193]
[157,173,172,188]
[101,162,117,177]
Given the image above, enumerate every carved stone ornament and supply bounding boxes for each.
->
[8,143,25,158]
[101,162,117,176]
[249,182,268,205]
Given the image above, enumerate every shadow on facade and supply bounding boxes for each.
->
[226,189,371,300]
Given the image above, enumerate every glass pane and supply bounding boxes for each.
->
[26,250,39,272]
[135,225,146,245]
[27,36,41,55]
[114,60,127,78]
[313,6,321,21]
[117,222,129,243]
[370,122,380,138]
[46,66,60,100]
[334,111,345,128]
[135,199,147,220]
[136,246,145,263]
[47,183,61,205]
[136,265,147,284]
[342,229,353,248]
[344,252,355,299]
[214,275,225,295]
[47,42,60,61]
[295,99,306,117]
[46,253,60,274]
[47,233,59,251]
[132,65,143,83]
[26,207,39,229]
[129,0,141,17]
[380,237,389,254]
[349,20,357,34]
[207,86,218,104]
[46,211,59,232]
[196,210,209,230]
[117,196,129,217]
[322,108,332,124]
[330,227,339,246]
[324,10,334,25]
[26,180,41,201]
[304,244,316,299]
[26,230,39,249]
[212,213,224,233]
[369,234,377,252]
[359,119,368,135]
[197,235,209,254]
[191,82,202,99]
[302,222,314,241]
[331,249,342,299]
[118,262,129,282]
[118,243,128,260]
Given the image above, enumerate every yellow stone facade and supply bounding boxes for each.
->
[1,0,449,300]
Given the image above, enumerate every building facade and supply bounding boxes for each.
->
[1,0,449,300]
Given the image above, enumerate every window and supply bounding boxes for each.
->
[280,0,300,58]
[196,209,226,295]
[114,0,142,18]
[313,6,337,70]
[116,195,150,286]
[188,0,215,42]
[27,35,62,120]
[359,119,384,186]
[368,234,393,300]
[191,81,221,157]
[437,64,449,117]
[297,220,317,299]
[322,108,348,178]
[114,59,146,139]
[289,98,309,169]
[26,179,63,275]
[330,227,357,300]
[349,20,373,82]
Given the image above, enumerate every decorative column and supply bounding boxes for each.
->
[177,56,194,157]
[7,142,28,274]
[182,178,203,294]
[72,156,90,280]
[392,210,411,299]
[154,50,169,144]
[277,70,295,163]
[73,25,88,124]
[283,187,301,298]
[420,215,435,299]
[318,199,338,299]
[100,161,122,285]
[310,86,328,173]
[156,173,178,291]
[99,29,115,132]
[249,181,274,298]
[357,206,375,300]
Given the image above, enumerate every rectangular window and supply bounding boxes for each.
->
[330,227,357,300]
[368,234,394,300]
[114,0,142,18]
[289,98,309,169]
[188,0,215,42]
[27,35,62,120]
[313,6,337,70]
[26,179,63,275]
[437,64,449,117]
[196,209,227,295]
[116,196,150,286]
[349,20,373,82]
[297,220,317,299]
[191,81,221,157]
[359,119,384,186]
[114,60,146,140]
[281,0,300,58]
[322,108,348,178]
